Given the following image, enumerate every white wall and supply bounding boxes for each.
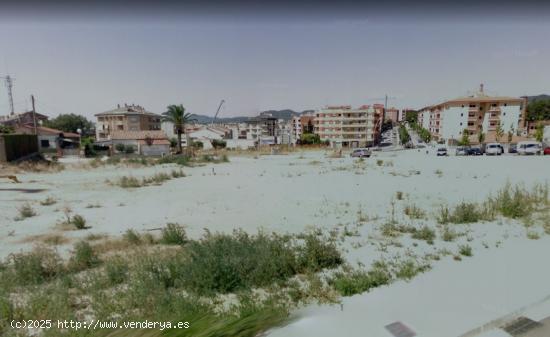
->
[420,111,430,129]
[440,106,468,140]
[500,105,521,132]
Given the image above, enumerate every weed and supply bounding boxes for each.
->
[411,226,436,244]
[160,223,188,245]
[526,231,541,240]
[117,176,142,188]
[71,214,87,230]
[123,229,142,245]
[404,204,426,219]
[458,244,473,257]
[15,203,36,220]
[396,191,403,200]
[68,241,100,272]
[6,247,64,285]
[441,226,459,242]
[376,160,384,166]
[329,263,392,296]
[40,197,57,206]
[394,259,431,280]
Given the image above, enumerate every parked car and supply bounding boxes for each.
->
[508,143,517,154]
[455,146,468,156]
[436,147,448,156]
[544,147,550,155]
[467,146,483,156]
[350,148,371,158]
[517,141,542,155]
[485,143,504,156]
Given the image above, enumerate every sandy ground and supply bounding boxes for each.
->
[1,149,549,336]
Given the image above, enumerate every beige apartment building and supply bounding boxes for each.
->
[417,85,527,142]
[95,104,161,141]
[314,105,381,147]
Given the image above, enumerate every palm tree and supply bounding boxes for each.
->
[162,104,195,154]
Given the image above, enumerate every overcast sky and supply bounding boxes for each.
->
[0,2,549,119]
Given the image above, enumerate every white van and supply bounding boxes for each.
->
[485,143,504,156]
[517,141,542,155]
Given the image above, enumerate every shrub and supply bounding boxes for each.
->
[411,226,436,244]
[157,155,191,166]
[115,143,126,152]
[297,233,343,272]
[40,197,57,206]
[489,183,548,219]
[15,203,36,220]
[71,214,87,230]
[438,202,493,224]
[404,204,426,219]
[7,248,63,285]
[69,241,100,272]
[124,145,135,154]
[396,191,403,200]
[104,257,129,285]
[395,259,431,280]
[160,223,188,245]
[458,244,473,257]
[123,229,142,245]
[211,139,227,149]
[330,263,392,296]
[118,176,142,188]
[441,226,458,242]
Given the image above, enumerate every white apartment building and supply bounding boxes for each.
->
[314,105,381,148]
[418,85,527,142]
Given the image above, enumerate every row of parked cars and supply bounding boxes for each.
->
[437,141,550,156]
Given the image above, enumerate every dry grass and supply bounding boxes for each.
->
[19,233,70,246]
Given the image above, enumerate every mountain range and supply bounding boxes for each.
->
[190,109,315,124]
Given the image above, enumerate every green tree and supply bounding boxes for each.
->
[211,139,227,149]
[477,127,485,144]
[495,122,504,142]
[534,123,544,142]
[405,110,418,124]
[162,104,195,154]
[44,113,94,134]
[507,127,514,143]
[300,133,321,145]
[399,125,410,145]
[527,100,550,121]
[0,125,14,134]
[459,129,470,146]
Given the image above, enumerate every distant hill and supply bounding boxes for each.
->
[190,109,314,124]
[527,94,550,103]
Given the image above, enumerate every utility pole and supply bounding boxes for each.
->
[31,95,37,135]
[5,75,15,115]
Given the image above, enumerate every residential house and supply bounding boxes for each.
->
[95,104,161,141]
[15,124,80,152]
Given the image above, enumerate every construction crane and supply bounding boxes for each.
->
[211,99,225,125]
[1,75,15,115]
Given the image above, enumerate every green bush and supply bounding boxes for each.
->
[7,248,63,285]
[411,226,436,244]
[69,241,100,272]
[123,229,142,245]
[71,214,87,230]
[104,258,129,285]
[330,262,392,296]
[297,233,343,272]
[160,223,188,245]
[15,203,36,220]
[438,202,493,224]
[458,244,473,257]
[211,139,227,149]
[124,145,135,154]
[157,154,191,166]
[115,143,126,152]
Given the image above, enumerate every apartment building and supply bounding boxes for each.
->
[95,104,161,141]
[385,107,400,123]
[417,85,527,142]
[314,105,381,148]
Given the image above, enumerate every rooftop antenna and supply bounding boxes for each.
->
[1,75,15,115]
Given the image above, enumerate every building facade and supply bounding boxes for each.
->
[314,105,381,148]
[291,114,315,143]
[418,85,527,142]
[95,104,161,141]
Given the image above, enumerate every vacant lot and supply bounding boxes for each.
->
[1,149,549,337]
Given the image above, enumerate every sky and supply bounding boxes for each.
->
[0,1,549,119]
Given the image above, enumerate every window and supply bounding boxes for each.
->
[40,139,50,147]
[117,125,124,130]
